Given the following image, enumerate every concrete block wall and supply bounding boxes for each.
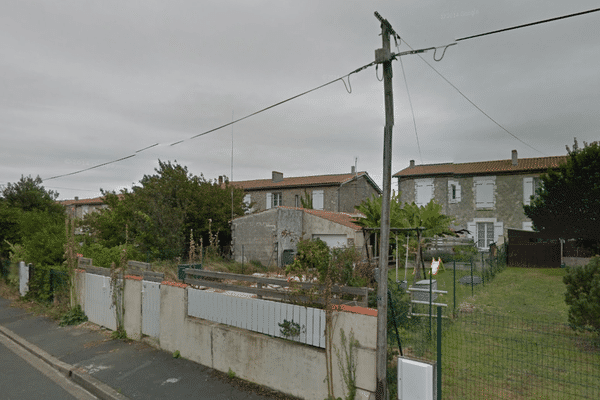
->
[74,270,377,399]
[158,281,377,399]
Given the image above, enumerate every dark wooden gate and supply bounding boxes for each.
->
[507,229,561,268]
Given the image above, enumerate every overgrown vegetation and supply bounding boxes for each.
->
[524,138,600,253]
[81,160,247,262]
[564,256,600,336]
[59,304,88,326]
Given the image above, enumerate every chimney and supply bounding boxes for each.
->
[351,166,356,174]
[74,196,79,201]
[511,150,518,166]
[218,176,223,185]
[272,171,283,183]
[409,160,415,168]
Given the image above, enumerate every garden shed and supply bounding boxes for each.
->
[231,206,364,268]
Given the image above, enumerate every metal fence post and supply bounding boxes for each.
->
[470,258,474,297]
[453,260,456,312]
[437,305,442,400]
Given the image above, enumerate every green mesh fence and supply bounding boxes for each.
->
[443,311,600,399]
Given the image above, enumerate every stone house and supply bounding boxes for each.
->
[58,196,108,219]
[231,206,364,268]
[394,150,567,250]
[228,169,381,214]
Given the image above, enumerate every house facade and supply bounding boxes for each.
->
[394,150,567,250]
[229,169,381,214]
[58,196,108,219]
[231,207,365,268]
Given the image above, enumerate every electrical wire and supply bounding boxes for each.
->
[456,7,600,42]
[402,39,548,156]
[395,37,423,163]
[43,60,379,181]
[44,154,137,180]
[399,56,423,164]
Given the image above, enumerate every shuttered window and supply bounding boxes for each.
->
[415,178,434,207]
[313,190,324,210]
[474,176,495,209]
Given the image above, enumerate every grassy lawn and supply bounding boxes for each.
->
[392,265,599,399]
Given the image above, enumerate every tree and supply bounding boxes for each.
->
[84,160,247,261]
[354,195,454,281]
[1,175,66,264]
[2,175,63,216]
[524,139,600,252]
[563,256,600,336]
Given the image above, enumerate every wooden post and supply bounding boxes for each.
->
[374,11,395,400]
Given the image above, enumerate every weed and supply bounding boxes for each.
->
[227,368,236,379]
[173,350,181,359]
[59,304,88,326]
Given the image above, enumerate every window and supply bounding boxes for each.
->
[295,195,299,208]
[467,218,503,250]
[243,194,252,213]
[313,190,324,210]
[448,180,461,203]
[474,176,495,208]
[523,177,542,205]
[477,222,495,248]
[265,192,282,209]
[272,192,282,207]
[415,178,434,206]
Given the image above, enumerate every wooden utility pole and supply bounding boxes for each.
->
[374,11,395,400]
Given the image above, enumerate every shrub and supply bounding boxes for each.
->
[564,256,600,335]
[25,265,69,303]
[59,305,88,326]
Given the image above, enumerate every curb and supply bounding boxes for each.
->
[0,325,128,400]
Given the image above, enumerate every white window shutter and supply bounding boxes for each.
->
[523,177,533,205]
[415,179,434,207]
[266,193,272,209]
[313,190,324,210]
[466,222,477,241]
[493,222,504,244]
[456,183,461,202]
[475,177,495,208]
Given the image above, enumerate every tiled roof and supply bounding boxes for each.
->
[394,156,567,178]
[228,172,382,193]
[279,206,364,231]
[58,196,106,206]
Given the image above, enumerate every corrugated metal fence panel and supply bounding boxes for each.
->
[84,273,117,331]
[187,288,326,348]
[142,280,161,338]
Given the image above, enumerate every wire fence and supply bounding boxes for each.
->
[443,311,600,399]
[387,249,600,399]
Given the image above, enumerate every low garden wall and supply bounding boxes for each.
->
[73,269,377,400]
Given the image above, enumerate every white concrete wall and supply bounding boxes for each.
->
[157,283,376,399]
[124,278,142,340]
[93,278,378,400]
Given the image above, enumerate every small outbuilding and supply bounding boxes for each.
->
[231,206,364,268]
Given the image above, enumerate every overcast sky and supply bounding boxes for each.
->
[1,1,598,200]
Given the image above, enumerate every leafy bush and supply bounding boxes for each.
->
[25,265,68,303]
[59,305,88,326]
[564,256,600,335]
[81,243,141,268]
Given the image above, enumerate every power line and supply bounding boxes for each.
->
[401,39,548,156]
[43,61,379,182]
[456,7,600,42]
[44,154,136,180]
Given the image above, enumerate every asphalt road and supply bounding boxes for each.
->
[0,333,97,400]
